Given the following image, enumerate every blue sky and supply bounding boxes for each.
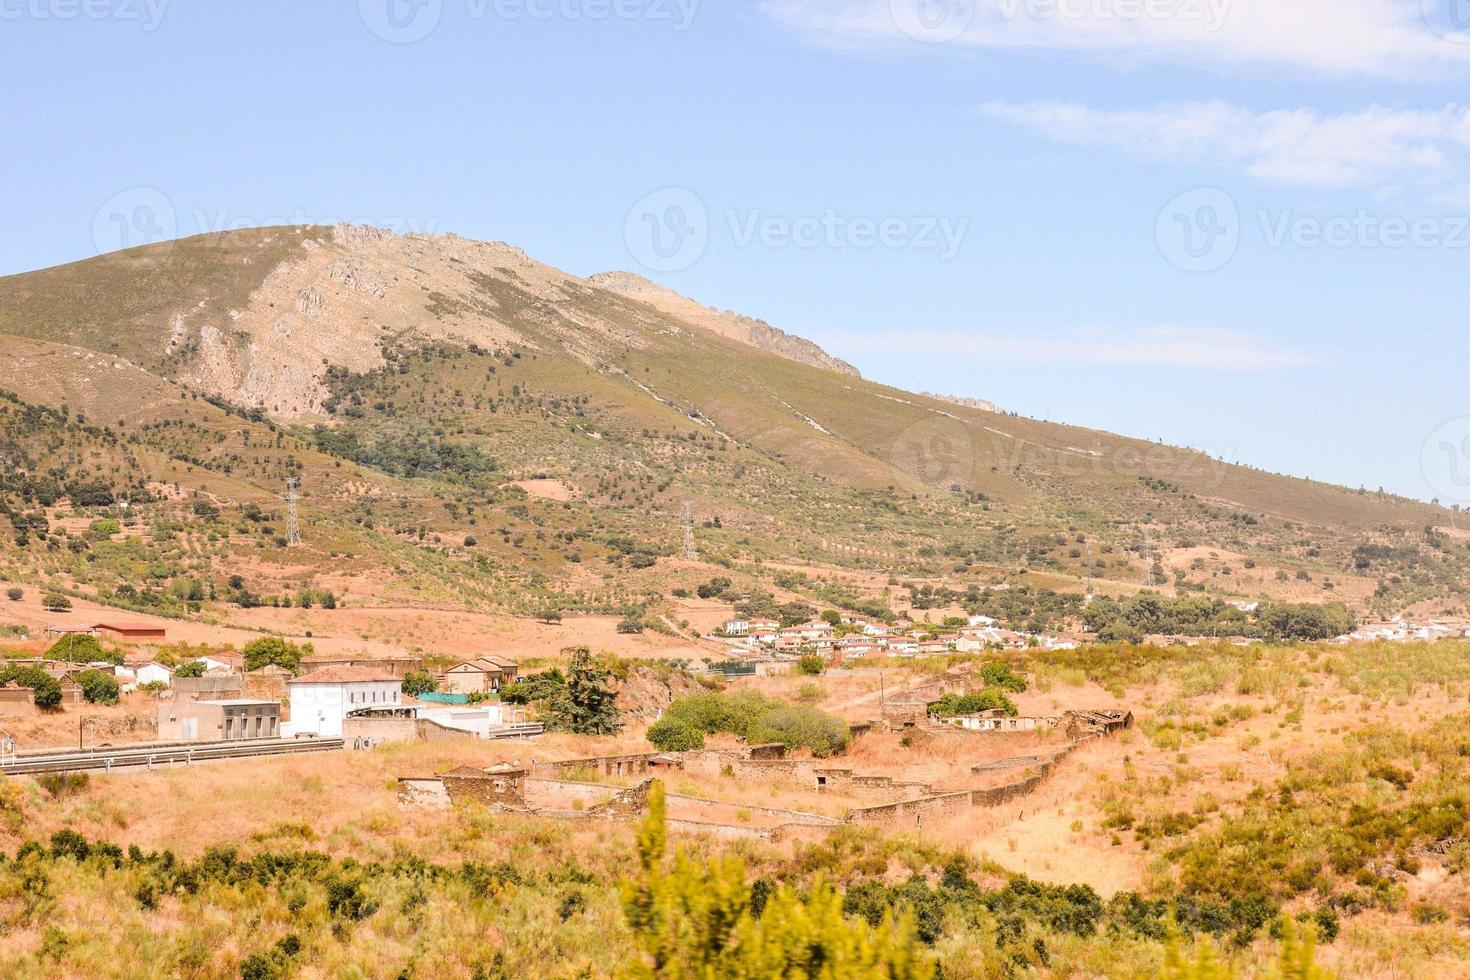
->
[4,0,1470,504]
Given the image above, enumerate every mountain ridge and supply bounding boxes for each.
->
[0,224,1463,622]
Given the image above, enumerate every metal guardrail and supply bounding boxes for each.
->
[0,737,346,775]
[488,723,544,739]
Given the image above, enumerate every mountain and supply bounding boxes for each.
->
[0,224,1464,624]
[585,271,861,377]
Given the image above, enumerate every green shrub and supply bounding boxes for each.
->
[242,637,309,673]
[797,654,826,676]
[647,718,706,752]
[76,670,120,706]
[402,670,437,697]
[930,690,1018,717]
[46,634,121,666]
[979,661,1028,693]
[653,690,851,757]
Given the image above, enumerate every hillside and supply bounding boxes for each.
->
[0,224,1465,631]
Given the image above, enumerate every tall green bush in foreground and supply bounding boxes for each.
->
[620,782,932,979]
[1162,921,1333,980]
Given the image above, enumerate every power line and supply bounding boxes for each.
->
[682,502,696,561]
[285,478,302,547]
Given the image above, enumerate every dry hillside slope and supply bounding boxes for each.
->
[0,224,1463,618]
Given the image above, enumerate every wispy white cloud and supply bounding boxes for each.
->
[826,325,1321,370]
[981,101,1470,188]
[760,0,1470,77]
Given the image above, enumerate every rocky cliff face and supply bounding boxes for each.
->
[587,271,861,378]
[105,227,862,420]
[921,392,1000,413]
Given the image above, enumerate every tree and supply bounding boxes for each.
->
[76,670,120,706]
[696,577,732,600]
[173,660,207,678]
[242,637,307,673]
[544,647,620,735]
[46,634,121,665]
[0,665,63,710]
[797,653,825,676]
[5,587,21,602]
[41,592,72,613]
[621,782,932,978]
[618,615,646,635]
[403,670,437,697]
[979,662,1028,693]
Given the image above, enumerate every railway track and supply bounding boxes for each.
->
[0,737,345,775]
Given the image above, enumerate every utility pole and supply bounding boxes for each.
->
[682,501,696,561]
[285,478,302,547]
[1141,526,1160,588]
[1085,540,1094,600]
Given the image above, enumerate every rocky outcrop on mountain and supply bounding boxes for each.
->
[587,271,861,377]
[922,392,999,413]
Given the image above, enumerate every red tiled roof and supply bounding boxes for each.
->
[289,666,400,685]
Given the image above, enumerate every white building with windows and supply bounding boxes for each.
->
[283,666,403,738]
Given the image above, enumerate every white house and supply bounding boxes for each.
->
[284,666,403,738]
[722,619,750,636]
[134,663,174,688]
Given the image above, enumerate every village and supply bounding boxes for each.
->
[709,612,1082,668]
[0,618,531,754]
[0,603,1147,843]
